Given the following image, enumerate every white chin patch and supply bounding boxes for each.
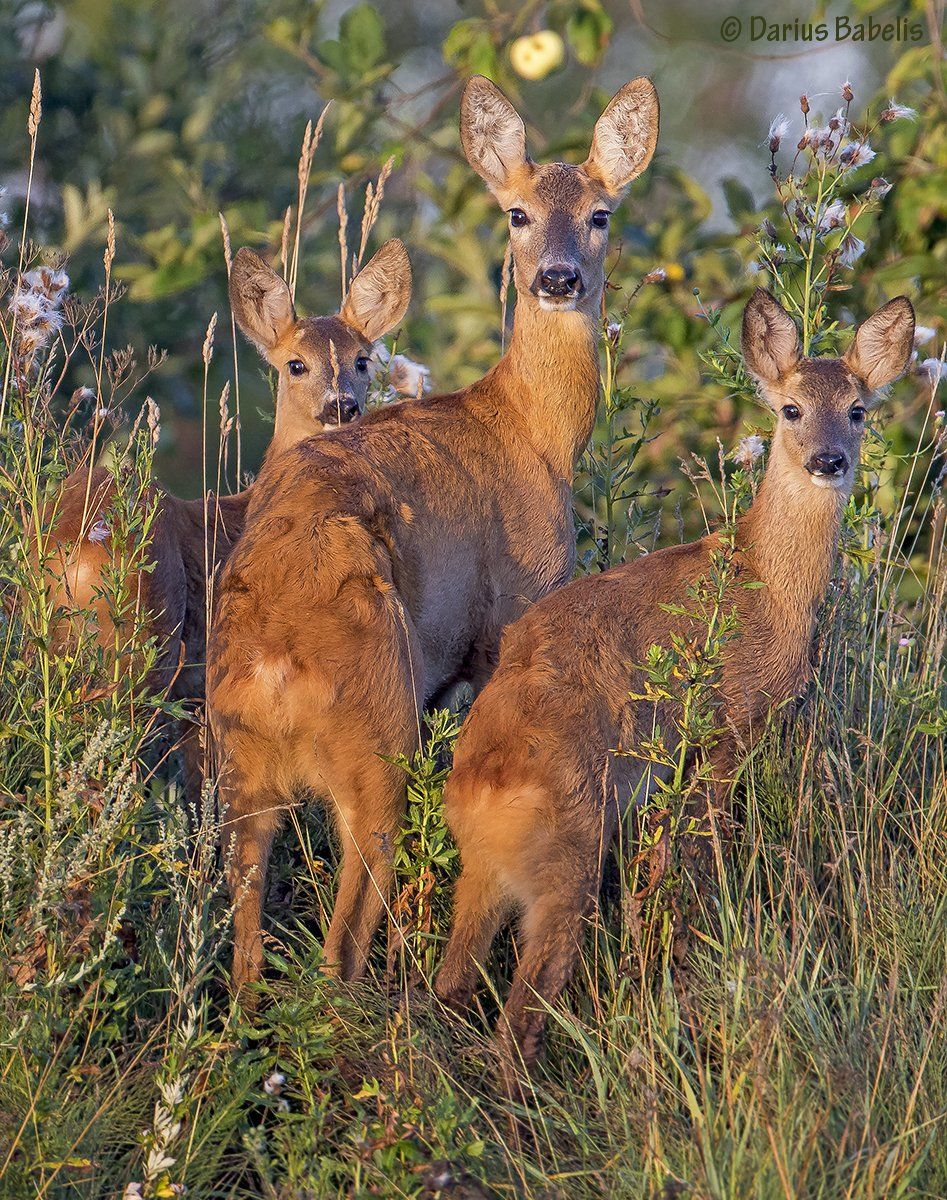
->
[808,473,845,489]
[538,296,578,312]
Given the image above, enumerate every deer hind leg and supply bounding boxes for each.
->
[494,776,620,1080]
[435,858,508,1012]
[219,735,291,994]
[318,750,410,981]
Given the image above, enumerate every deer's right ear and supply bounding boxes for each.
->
[460,75,528,193]
[229,248,296,357]
[340,239,412,342]
[741,288,801,387]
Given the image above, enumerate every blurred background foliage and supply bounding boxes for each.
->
[0,0,943,501]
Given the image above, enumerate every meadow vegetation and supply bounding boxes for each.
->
[1,5,946,1197]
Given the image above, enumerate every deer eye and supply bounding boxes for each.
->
[850,405,867,423]
[355,354,370,374]
[287,359,307,377]
[591,210,611,229]
[781,404,802,421]
[509,208,529,228]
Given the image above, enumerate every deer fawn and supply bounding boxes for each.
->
[434,288,915,1075]
[44,240,411,797]
[207,75,659,991]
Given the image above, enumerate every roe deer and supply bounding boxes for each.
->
[207,75,660,990]
[434,288,915,1074]
[43,240,411,797]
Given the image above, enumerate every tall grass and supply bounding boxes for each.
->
[0,80,945,1200]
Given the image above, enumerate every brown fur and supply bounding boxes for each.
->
[207,75,660,991]
[434,289,915,1075]
[41,242,411,799]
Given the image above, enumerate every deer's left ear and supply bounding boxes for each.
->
[584,77,659,195]
[844,296,915,393]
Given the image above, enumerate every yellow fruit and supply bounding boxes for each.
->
[509,31,565,81]
[664,263,685,282]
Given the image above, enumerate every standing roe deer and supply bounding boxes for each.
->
[207,75,660,990]
[44,240,411,796]
[434,288,915,1072]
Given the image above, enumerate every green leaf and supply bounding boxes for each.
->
[340,4,385,69]
[567,2,613,66]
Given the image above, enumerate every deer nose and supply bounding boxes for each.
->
[806,451,848,477]
[338,395,360,423]
[537,265,582,297]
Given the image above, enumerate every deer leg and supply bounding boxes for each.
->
[320,752,410,981]
[498,863,602,1078]
[219,747,289,995]
[178,712,205,824]
[435,861,508,1012]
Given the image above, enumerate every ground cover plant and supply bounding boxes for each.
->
[1,4,946,1196]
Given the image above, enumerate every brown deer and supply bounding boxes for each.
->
[207,75,660,990]
[434,288,915,1075]
[43,240,411,796]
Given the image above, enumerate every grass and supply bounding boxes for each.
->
[1,79,946,1200]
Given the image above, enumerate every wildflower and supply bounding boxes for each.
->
[839,141,876,171]
[8,288,48,324]
[840,80,854,102]
[123,1185,144,1199]
[898,636,913,649]
[760,219,778,242]
[388,354,430,398]
[828,107,849,135]
[881,99,917,122]
[606,321,621,345]
[913,326,936,347]
[263,1070,285,1096]
[747,261,762,275]
[643,266,667,284]
[23,266,69,306]
[88,520,109,544]
[934,410,945,423]
[837,233,865,267]
[817,199,846,233]
[735,434,766,470]
[868,176,892,199]
[799,93,810,115]
[767,114,790,153]
[766,243,788,266]
[918,358,945,385]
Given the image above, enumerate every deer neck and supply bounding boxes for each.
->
[269,407,315,459]
[738,453,849,637]
[487,296,600,477]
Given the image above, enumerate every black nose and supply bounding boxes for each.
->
[537,265,581,297]
[806,451,848,476]
[339,396,360,423]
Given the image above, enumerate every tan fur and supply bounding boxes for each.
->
[434,289,915,1075]
[207,76,660,991]
[41,243,411,799]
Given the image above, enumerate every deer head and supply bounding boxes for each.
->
[460,75,658,314]
[229,239,412,450]
[742,288,915,490]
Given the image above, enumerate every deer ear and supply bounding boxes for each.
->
[584,77,659,195]
[460,75,529,193]
[844,296,915,393]
[229,248,296,357]
[742,288,801,387]
[340,239,412,342]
